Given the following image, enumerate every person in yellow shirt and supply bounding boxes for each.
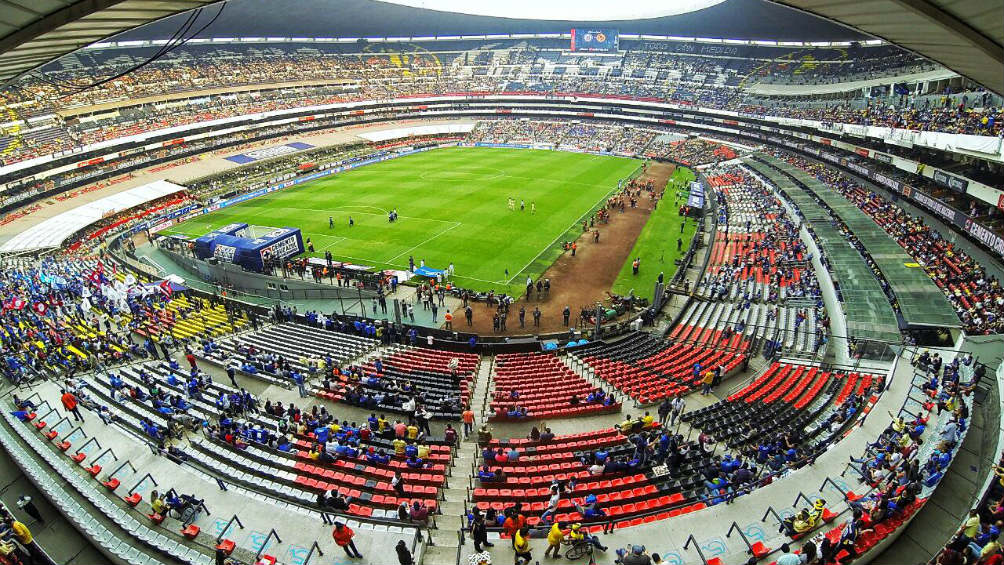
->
[150,491,167,514]
[619,416,635,434]
[392,438,407,456]
[406,424,419,440]
[4,516,43,564]
[377,415,389,433]
[701,370,715,395]
[514,526,532,565]
[544,521,567,558]
[641,412,654,427]
[308,445,320,460]
[8,518,31,545]
[417,444,430,459]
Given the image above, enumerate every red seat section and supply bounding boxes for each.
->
[489,352,620,420]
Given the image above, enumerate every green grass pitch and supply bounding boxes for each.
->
[165,147,641,292]
[610,167,697,301]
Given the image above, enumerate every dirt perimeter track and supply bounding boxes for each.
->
[463,162,676,335]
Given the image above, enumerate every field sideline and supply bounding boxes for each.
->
[611,167,697,300]
[164,147,641,292]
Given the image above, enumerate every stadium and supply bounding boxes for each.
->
[0,0,1001,564]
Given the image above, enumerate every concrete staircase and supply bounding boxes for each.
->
[423,358,494,565]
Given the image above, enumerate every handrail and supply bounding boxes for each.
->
[302,540,324,565]
[215,514,245,543]
[725,520,756,555]
[682,533,711,564]
[254,529,282,560]
[127,472,157,495]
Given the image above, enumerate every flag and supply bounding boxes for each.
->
[33,302,47,315]
[158,280,173,298]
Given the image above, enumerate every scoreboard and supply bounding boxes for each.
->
[570,28,619,52]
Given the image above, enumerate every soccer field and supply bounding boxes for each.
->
[611,167,697,300]
[164,147,641,292]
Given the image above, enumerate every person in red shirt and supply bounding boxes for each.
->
[502,510,527,548]
[332,522,362,559]
[185,351,197,370]
[60,389,83,422]
[462,409,474,438]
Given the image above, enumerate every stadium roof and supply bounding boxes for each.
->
[0,179,186,253]
[773,0,1004,94]
[371,0,730,21]
[0,0,218,87]
[0,0,1000,92]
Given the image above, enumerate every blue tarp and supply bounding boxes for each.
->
[414,266,445,278]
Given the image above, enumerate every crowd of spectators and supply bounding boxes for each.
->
[645,137,738,165]
[468,119,652,154]
[702,163,831,353]
[775,151,1003,335]
[0,40,998,168]
[0,257,156,386]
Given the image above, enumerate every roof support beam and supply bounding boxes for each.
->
[0,1,128,56]
[892,0,1002,62]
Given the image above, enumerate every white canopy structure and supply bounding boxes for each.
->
[0,180,187,253]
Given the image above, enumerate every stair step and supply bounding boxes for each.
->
[436,514,463,530]
[430,528,462,548]
[442,488,468,501]
[422,544,461,565]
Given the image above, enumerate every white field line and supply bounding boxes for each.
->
[308,234,347,252]
[504,183,619,285]
[384,221,463,264]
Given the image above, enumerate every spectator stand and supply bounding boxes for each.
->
[569,330,748,407]
[927,361,1003,561]
[680,163,827,361]
[454,341,969,565]
[487,351,622,421]
[4,362,427,564]
[196,321,378,389]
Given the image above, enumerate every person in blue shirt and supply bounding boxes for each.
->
[293,371,306,398]
[477,465,496,482]
[756,443,771,463]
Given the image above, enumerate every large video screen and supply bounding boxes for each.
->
[570,28,619,52]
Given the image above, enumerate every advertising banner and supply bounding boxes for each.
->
[932,169,969,193]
